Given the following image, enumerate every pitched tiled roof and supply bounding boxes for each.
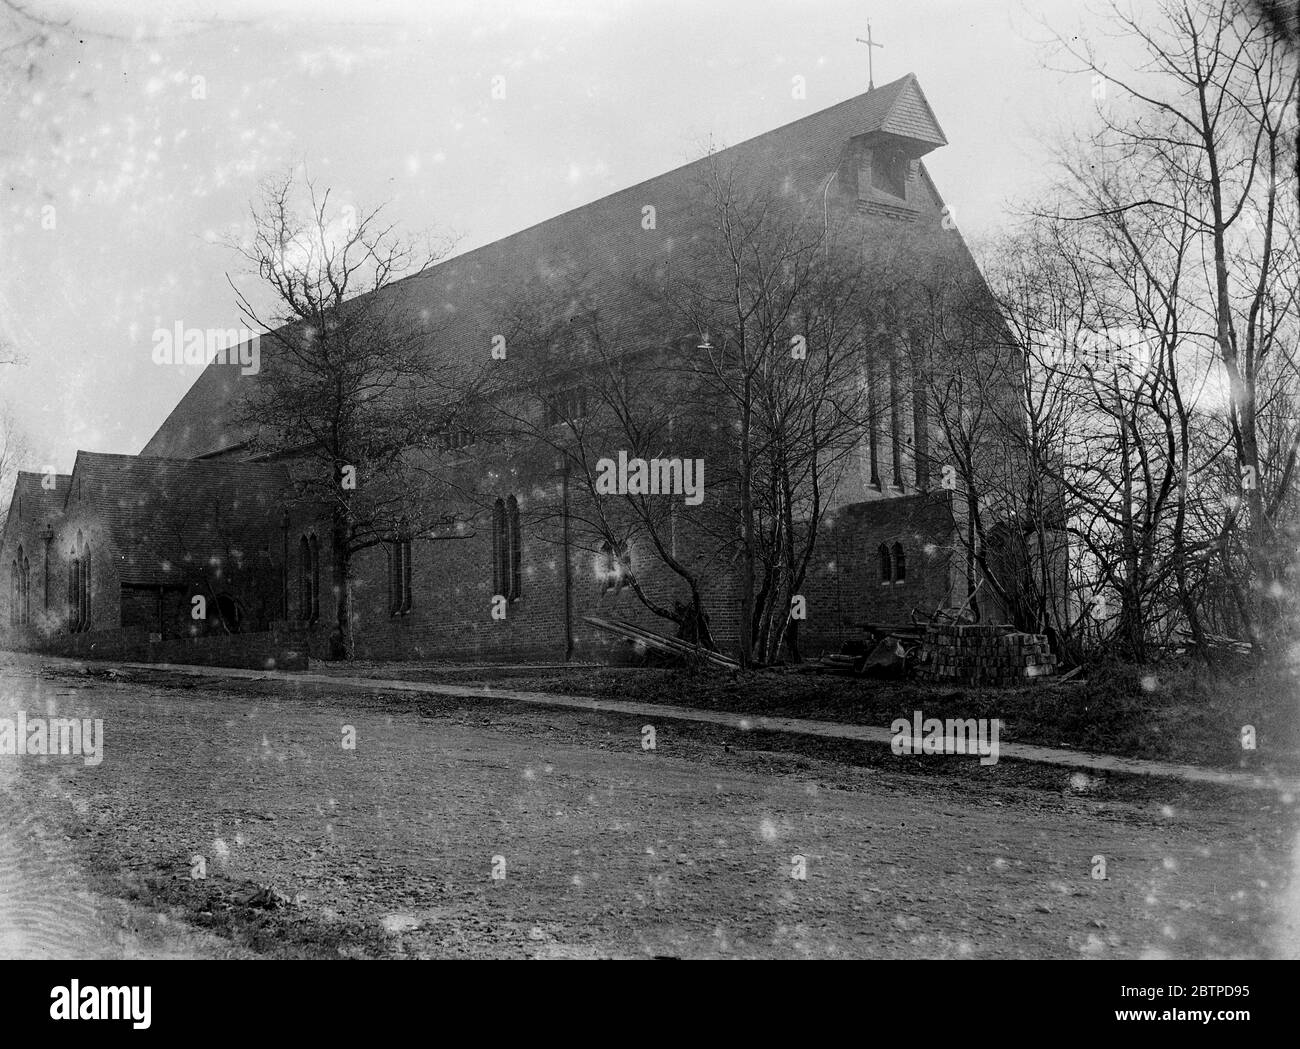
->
[142,74,957,460]
[1,470,70,555]
[66,451,289,586]
[12,469,70,518]
[140,367,247,462]
[867,74,947,147]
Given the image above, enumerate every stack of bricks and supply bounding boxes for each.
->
[918,623,1057,686]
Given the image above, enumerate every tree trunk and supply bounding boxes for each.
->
[738,382,756,668]
[329,508,354,661]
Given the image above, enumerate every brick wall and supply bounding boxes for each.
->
[266,475,961,666]
[309,490,742,664]
[798,490,959,657]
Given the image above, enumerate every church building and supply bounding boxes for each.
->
[2,74,1022,665]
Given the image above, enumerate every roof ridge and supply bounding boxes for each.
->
[72,449,279,468]
[415,73,927,275]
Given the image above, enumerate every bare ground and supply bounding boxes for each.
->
[1,653,1297,959]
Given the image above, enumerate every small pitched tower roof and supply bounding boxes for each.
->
[855,73,948,152]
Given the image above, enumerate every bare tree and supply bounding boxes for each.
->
[229,172,477,659]
[1043,0,1300,658]
[0,403,27,532]
[487,276,729,651]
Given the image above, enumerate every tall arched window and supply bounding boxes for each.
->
[298,536,311,621]
[388,524,411,615]
[9,560,17,627]
[67,549,77,628]
[79,546,88,628]
[69,532,85,633]
[309,535,320,623]
[385,543,394,613]
[878,543,892,584]
[892,543,906,583]
[280,511,291,620]
[600,541,616,592]
[399,531,411,614]
[384,522,410,616]
[63,533,89,633]
[16,546,29,626]
[506,496,521,601]
[491,498,506,598]
[74,535,82,632]
[599,540,631,593]
[490,497,522,601]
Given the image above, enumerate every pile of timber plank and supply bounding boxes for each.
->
[795,652,866,675]
[1176,629,1253,658]
[583,615,741,671]
[917,623,1058,686]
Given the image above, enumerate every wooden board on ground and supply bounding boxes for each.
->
[583,615,741,671]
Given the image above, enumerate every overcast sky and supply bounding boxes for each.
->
[0,0,1140,474]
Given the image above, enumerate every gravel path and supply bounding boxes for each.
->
[1,653,1297,958]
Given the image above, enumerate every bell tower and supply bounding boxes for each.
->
[837,73,948,220]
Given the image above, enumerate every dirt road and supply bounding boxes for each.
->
[1,652,1296,958]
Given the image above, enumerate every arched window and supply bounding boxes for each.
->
[388,524,411,615]
[600,541,616,591]
[309,535,320,623]
[385,543,394,613]
[600,540,632,592]
[67,531,88,633]
[490,497,523,601]
[280,511,291,619]
[396,536,406,614]
[80,546,89,628]
[9,560,16,627]
[298,536,311,621]
[506,496,521,601]
[16,546,29,626]
[879,543,892,584]
[892,543,906,583]
[67,550,77,628]
[399,532,411,614]
[491,498,506,598]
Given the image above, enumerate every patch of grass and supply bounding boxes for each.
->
[464,658,1299,770]
[66,653,1299,771]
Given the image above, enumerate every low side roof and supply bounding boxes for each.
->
[1,470,71,558]
[65,451,289,586]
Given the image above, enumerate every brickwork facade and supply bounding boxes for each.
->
[1,75,1024,666]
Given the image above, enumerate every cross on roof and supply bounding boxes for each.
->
[855,21,884,91]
